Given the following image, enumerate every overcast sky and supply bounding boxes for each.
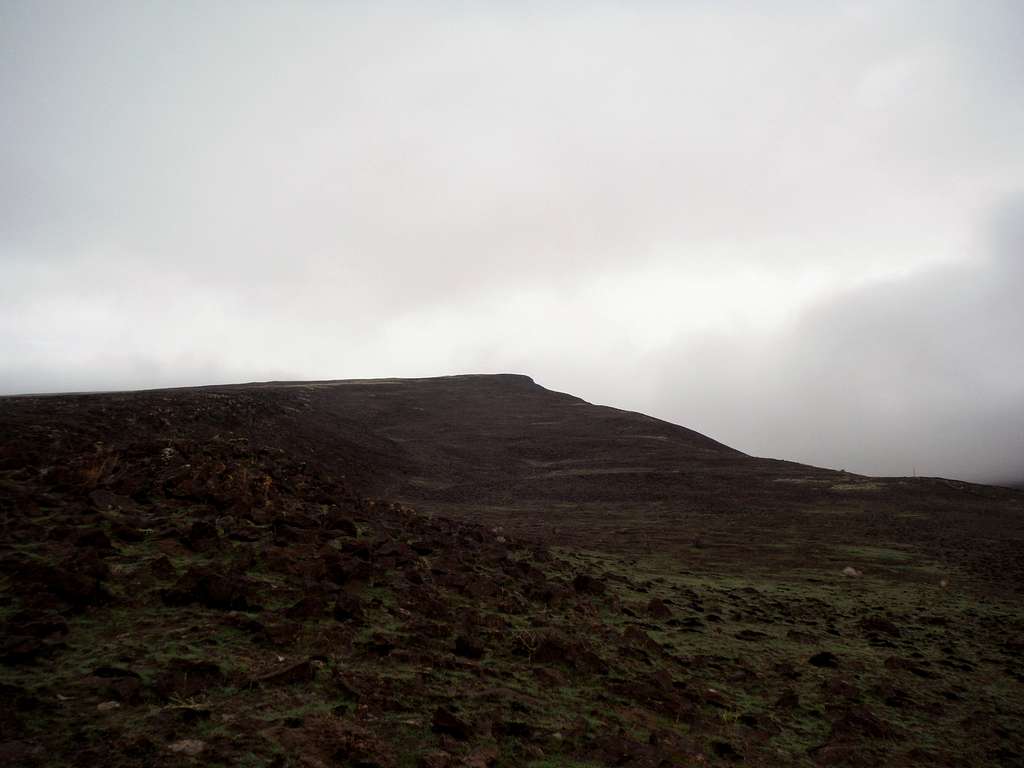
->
[2,1,1022,483]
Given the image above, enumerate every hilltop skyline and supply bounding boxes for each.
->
[2,1,1022,483]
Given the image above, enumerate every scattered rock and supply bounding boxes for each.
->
[89,490,137,512]
[162,566,256,611]
[533,633,608,674]
[183,520,219,550]
[884,656,937,679]
[774,661,802,680]
[464,745,499,767]
[431,707,472,740]
[830,706,897,740]
[786,629,818,644]
[859,616,901,637]
[87,666,144,703]
[677,616,705,632]
[454,634,485,660]
[702,687,732,708]
[809,651,840,669]
[712,739,742,761]
[621,625,664,656]
[262,620,301,647]
[647,597,672,619]
[285,595,326,620]
[1,634,59,665]
[418,751,452,768]
[0,741,44,764]
[776,689,800,709]
[735,629,769,641]
[154,659,225,700]
[333,593,365,623]
[327,515,359,538]
[168,738,206,756]
[21,562,107,608]
[1,383,1017,768]
[149,555,178,580]
[252,659,316,687]
[822,677,861,701]
[572,573,605,596]
[110,522,145,543]
[75,529,115,552]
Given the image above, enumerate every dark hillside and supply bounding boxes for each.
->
[3,375,1022,589]
[1,376,1023,766]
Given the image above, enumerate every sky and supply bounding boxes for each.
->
[2,1,1022,484]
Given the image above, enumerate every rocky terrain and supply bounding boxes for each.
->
[1,375,1022,766]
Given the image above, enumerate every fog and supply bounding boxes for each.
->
[2,1,1022,483]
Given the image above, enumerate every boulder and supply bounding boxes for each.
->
[647,598,672,619]
[333,593,365,623]
[454,634,485,660]
[809,651,840,669]
[431,707,472,740]
[162,566,256,611]
[251,659,316,687]
[572,573,605,596]
[154,659,225,700]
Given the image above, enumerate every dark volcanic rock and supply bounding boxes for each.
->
[884,656,937,679]
[110,521,145,543]
[712,739,743,761]
[621,625,664,657]
[21,561,107,608]
[252,659,316,687]
[572,573,605,596]
[361,633,397,656]
[333,593,365,623]
[183,520,220,550]
[1,635,59,665]
[809,651,840,669]
[859,616,901,637]
[3,611,68,641]
[431,707,472,740]
[323,552,373,586]
[735,629,770,642]
[1,375,1023,768]
[775,689,801,709]
[154,659,225,699]
[85,666,144,704]
[162,566,256,611]
[149,555,177,580]
[285,595,327,620]
[0,741,44,765]
[829,706,897,740]
[72,547,111,579]
[533,633,609,674]
[454,633,485,660]
[74,529,115,552]
[647,597,672,619]
[262,620,299,647]
[328,516,358,538]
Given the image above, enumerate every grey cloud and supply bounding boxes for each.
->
[652,195,1024,484]
[1,2,1022,482]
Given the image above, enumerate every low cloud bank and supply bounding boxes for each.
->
[653,198,1024,484]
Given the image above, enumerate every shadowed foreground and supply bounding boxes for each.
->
[1,375,1022,766]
